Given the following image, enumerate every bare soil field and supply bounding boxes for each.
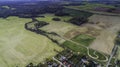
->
[89,14,120,55]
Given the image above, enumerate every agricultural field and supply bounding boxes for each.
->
[35,13,120,59]
[36,13,93,38]
[63,8,93,18]
[36,14,78,36]
[64,3,120,16]
[65,3,115,11]
[0,1,120,67]
[35,13,109,63]
[89,14,120,55]
[36,14,72,22]
[62,41,87,54]
[62,41,108,62]
[72,34,95,46]
[0,17,63,67]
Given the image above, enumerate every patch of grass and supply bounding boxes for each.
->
[89,49,97,58]
[62,41,87,55]
[72,34,95,46]
[95,52,106,60]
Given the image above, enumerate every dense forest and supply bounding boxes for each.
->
[0,1,63,18]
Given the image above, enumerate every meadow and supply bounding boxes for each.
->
[0,17,63,67]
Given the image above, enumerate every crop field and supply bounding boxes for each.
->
[36,14,72,22]
[65,3,115,11]
[72,34,95,46]
[63,41,87,54]
[63,8,93,18]
[89,14,120,55]
[36,14,78,36]
[0,17,63,67]
[62,41,108,62]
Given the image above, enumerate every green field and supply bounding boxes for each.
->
[0,17,63,67]
[63,8,93,18]
[36,14,78,36]
[62,41,87,55]
[36,14,72,22]
[72,34,95,46]
[65,3,115,11]
[62,41,107,61]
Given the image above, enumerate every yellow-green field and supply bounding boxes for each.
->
[65,3,115,10]
[36,14,77,36]
[37,14,72,22]
[0,17,63,67]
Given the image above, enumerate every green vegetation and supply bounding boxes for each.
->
[68,17,88,25]
[63,8,93,18]
[0,16,63,67]
[89,49,107,61]
[95,52,106,60]
[68,54,81,64]
[65,3,115,10]
[72,34,95,46]
[62,41,107,61]
[89,49,97,58]
[110,58,116,66]
[36,14,72,22]
[62,41,87,55]
[115,31,120,45]
[36,14,77,36]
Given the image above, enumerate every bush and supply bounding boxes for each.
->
[52,18,61,21]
